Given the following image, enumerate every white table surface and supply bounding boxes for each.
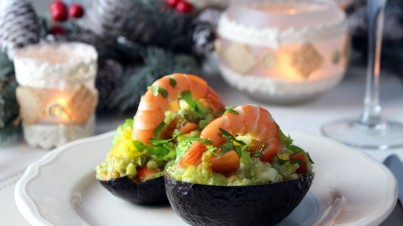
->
[1,67,403,225]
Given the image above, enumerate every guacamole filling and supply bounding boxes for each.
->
[96,92,218,182]
[166,129,314,186]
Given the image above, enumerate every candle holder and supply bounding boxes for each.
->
[216,0,349,104]
[14,42,98,149]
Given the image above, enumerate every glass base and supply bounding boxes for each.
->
[321,119,403,150]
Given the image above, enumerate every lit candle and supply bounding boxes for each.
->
[217,0,349,104]
[14,42,98,149]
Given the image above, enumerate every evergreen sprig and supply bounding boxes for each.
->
[111,46,201,112]
[0,52,20,145]
[127,0,194,53]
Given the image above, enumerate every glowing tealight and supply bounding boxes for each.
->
[14,42,98,149]
[217,0,349,104]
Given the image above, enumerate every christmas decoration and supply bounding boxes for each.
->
[217,0,348,104]
[49,1,68,22]
[14,42,98,149]
[190,21,216,55]
[195,8,223,28]
[0,52,20,145]
[0,0,40,59]
[77,0,132,40]
[0,0,220,146]
[96,59,124,110]
[176,1,193,14]
[291,44,324,79]
[166,0,182,8]
[49,25,65,35]
[187,0,229,9]
[74,0,215,112]
[110,44,201,112]
[68,4,84,19]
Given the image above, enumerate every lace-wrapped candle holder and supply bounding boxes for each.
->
[216,0,349,104]
[14,42,98,149]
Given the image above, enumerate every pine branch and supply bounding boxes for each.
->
[125,0,194,53]
[0,123,20,146]
[0,53,14,82]
[0,80,19,127]
[0,51,20,143]
[111,46,201,112]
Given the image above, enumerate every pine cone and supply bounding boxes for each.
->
[190,21,216,55]
[96,59,124,110]
[0,0,40,59]
[196,8,223,28]
[121,2,156,44]
[77,0,133,42]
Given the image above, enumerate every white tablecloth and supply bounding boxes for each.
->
[1,67,403,225]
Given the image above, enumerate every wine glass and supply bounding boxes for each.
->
[321,0,403,149]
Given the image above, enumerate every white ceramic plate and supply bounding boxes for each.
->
[15,131,397,226]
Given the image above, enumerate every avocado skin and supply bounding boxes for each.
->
[99,176,168,205]
[165,175,314,226]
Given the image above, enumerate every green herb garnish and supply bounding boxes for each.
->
[276,155,289,165]
[149,86,168,98]
[169,77,177,88]
[219,128,246,146]
[224,106,239,115]
[180,91,207,116]
[181,90,197,109]
[149,133,181,145]
[218,128,247,158]
[153,121,166,137]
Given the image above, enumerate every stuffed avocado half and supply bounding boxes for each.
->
[96,119,174,204]
[166,129,313,186]
[165,104,314,226]
[96,74,225,205]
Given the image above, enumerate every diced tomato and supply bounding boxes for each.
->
[179,122,199,134]
[179,141,207,167]
[210,150,240,174]
[137,166,159,182]
[249,139,265,155]
[290,153,307,175]
[260,144,277,162]
[163,118,179,138]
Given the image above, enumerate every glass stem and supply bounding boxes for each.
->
[360,0,387,126]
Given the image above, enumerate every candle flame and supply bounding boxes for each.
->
[47,97,70,123]
[287,9,297,15]
[47,103,64,117]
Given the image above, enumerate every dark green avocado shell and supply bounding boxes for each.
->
[99,176,168,205]
[164,174,314,226]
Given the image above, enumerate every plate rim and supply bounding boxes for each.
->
[15,132,115,226]
[14,130,397,226]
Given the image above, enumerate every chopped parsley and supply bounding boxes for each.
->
[224,106,239,115]
[149,86,168,98]
[169,77,177,88]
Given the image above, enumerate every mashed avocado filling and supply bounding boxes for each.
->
[96,93,219,182]
[166,129,314,186]
[96,119,175,182]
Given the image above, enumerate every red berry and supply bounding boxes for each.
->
[49,26,65,35]
[50,1,68,22]
[166,0,182,8]
[176,1,193,14]
[69,4,84,18]
[49,1,65,12]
